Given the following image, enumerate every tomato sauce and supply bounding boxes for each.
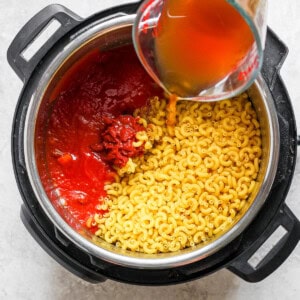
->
[35,45,161,231]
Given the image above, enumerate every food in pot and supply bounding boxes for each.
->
[36,44,262,254]
[36,45,161,228]
[91,95,261,253]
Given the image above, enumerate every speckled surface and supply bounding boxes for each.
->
[1,0,300,299]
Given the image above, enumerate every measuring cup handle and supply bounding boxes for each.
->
[7,4,82,83]
[227,204,300,282]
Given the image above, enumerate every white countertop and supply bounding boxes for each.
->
[1,0,300,299]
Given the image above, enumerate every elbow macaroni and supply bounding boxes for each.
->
[91,93,262,254]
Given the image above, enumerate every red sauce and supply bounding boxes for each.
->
[91,115,146,168]
[35,45,161,231]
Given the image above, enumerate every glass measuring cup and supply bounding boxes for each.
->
[133,0,268,101]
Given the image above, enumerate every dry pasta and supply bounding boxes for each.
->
[90,93,262,254]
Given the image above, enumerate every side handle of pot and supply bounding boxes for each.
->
[7,4,82,83]
[20,204,106,284]
[228,204,300,282]
[262,28,289,91]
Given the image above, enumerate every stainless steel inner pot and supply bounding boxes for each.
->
[24,14,279,269]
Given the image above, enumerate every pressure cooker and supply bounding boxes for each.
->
[7,3,300,284]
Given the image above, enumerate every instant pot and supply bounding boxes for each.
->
[7,3,300,284]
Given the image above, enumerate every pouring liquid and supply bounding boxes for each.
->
[154,0,255,125]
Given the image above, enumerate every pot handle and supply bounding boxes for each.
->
[228,204,300,282]
[7,4,82,83]
[20,204,106,283]
[262,28,289,91]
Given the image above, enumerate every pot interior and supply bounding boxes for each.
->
[29,17,279,267]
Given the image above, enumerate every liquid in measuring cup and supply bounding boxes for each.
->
[154,0,255,97]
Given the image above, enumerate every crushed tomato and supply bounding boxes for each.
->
[91,115,146,168]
